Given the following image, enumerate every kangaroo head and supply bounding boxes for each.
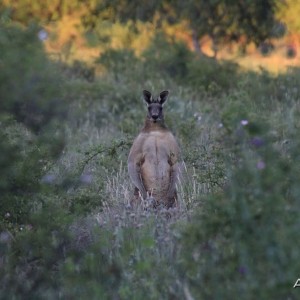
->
[143,90,169,123]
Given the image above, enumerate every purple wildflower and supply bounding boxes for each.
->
[41,174,56,184]
[0,231,12,244]
[80,174,93,184]
[241,119,249,126]
[238,266,248,275]
[256,161,266,170]
[251,137,264,148]
[38,29,48,41]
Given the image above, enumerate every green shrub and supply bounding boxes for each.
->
[142,32,193,80]
[0,23,65,133]
[96,48,140,81]
[0,22,66,228]
[186,57,240,94]
[179,121,300,299]
[0,203,73,299]
[60,60,95,82]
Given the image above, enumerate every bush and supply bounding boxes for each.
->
[186,57,240,94]
[0,22,66,228]
[0,23,65,132]
[96,48,140,81]
[142,32,193,80]
[179,121,300,299]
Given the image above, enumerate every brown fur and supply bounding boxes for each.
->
[127,90,180,208]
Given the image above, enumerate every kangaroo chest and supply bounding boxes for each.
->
[141,131,171,162]
[139,131,174,194]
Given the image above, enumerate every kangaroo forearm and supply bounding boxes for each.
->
[128,162,147,198]
[167,166,178,197]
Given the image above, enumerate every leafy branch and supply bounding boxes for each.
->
[78,138,132,174]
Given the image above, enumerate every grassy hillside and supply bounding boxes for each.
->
[1,23,300,299]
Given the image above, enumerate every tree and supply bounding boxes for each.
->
[0,20,66,227]
[1,0,86,24]
[277,0,300,33]
[84,0,278,57]
[81,0,165,31]
[1,0,279,58]
[170,0,278,57]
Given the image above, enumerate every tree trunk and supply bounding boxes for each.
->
[212,36,218,59]
[192,29,203,56]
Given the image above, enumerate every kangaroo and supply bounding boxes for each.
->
[127,90,180,208]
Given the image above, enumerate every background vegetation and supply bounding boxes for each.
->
[1,1,300,299]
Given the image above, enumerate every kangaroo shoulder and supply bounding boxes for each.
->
[129,131,152,158]
[164,131,180,149]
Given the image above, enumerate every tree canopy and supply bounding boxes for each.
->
[172,0,278,54]
[81,0,279,55]
[0,0,286,56]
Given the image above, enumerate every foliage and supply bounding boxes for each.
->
[82,0,279,56]
[96,32,240,94]
[179,121,300,299]
[186,56,240,94]
[85,0,163,24]
[0,22,66,227]
[170,0,279,55]
[96,48,139,81]
[1,0,294,60]
[0,24,64,132]
[277,0,300,33]
[60,60,95,82]
[142,32,193,80]
[1,0,87,24]
[2,6,300,299]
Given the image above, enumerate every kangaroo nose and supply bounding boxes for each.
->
[152,115,158,120]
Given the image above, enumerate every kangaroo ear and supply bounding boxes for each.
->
[143,90,152,105]
[158,90,169,105]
